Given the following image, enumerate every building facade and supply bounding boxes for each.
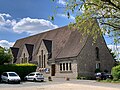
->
[11,20,114,78]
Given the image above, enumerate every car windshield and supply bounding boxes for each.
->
[9,73,18,76]
[28,73,35,76]
[36,73,42,76]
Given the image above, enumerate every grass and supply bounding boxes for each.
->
[98,79,120,84]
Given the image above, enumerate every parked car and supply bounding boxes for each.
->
[95,72,113,80]
[1,72,21,84]
[104,73,113,79]
[24,72,44,82]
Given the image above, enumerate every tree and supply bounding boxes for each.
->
[52,0,120,44]
[109,48,117,61]
[0,47,12,65]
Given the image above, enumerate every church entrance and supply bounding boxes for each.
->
[51,64,55,76]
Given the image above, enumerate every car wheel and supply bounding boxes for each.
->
[17,81,20,84]
[1,79,3,83]
[7,79,10,84]
[41,80,44,82]
[33,78,36,82]
[24,77,27,81]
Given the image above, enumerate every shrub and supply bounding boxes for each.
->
[0,63,37,80]
[104,69,108,73]
[95,69,101,73]
[111,65,120,80]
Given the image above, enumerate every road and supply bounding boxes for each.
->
[0,78,120,90]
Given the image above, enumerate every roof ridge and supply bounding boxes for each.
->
[16,25,68,41]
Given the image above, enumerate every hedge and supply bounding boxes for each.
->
[0,63,37,80]
[111,65,120,80]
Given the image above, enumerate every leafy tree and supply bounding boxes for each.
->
[112,65,120,80]
[109,48,117,61]
[0,47,12,65]
[52,0,120,43]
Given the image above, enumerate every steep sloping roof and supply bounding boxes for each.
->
[13,19,98,62]
[43,39,52,53]
[25,44,34,57]
[10,47,19,63]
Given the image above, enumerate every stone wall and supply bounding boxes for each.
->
[19,45,29,63]
[55,58,78,79]
[77,36,114,78]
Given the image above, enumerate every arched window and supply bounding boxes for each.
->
[23,53,25,63]
[39,55,41,67]
[96,47,99,59]
[44,55,46,68]
[41,50,43,68]
[96,63,100,69]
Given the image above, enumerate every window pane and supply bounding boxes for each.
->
[63,63,65,71]
[9,73,17,76]
[69,63,72,70]
[66,63,68,70]
[41,50,43,68]
[25,57,27,63]
[96,63,100,69]
[44,55,45,68]
[60,63,62,71]
[39,55,41,68]
[29,74,35,76]
[96,47,99,59]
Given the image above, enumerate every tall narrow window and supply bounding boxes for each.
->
[60,63,62,71]
[21,58,23,63]
[66,63,68,70]
[25,57,27,63]
[69,63,72,70]
[63,63,65,71]
[96,63,100,69]
[44,55,46,68]
[96,47,99,59]
[23,53,25,63]
[41,50,43,68]
[39,55,41,67]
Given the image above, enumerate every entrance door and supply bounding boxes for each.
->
[51,64,55,76]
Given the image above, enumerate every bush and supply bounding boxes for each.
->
[111,65,120,80]
[0,63,37,80]
[95,69,101,73]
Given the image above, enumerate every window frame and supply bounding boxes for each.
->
[59,62,72,72]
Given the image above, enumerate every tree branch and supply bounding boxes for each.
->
[101,22,120,30]
[101,0,120,10]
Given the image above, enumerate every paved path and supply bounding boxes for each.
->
[0,83,120,90]
[0,77,120,90]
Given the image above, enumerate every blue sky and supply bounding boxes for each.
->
[0,0,74,46]
[0,0,119,59]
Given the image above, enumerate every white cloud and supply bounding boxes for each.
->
[0,13,58,35]
[57,0,66,5]
[13,17,58,35]
[0,13,11,18]
[107,45,120,60]
[0,40,15,49]
[0,13,58,47]
[0,13,14,31]
[57,14,75,20]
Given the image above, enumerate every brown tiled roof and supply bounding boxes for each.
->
[25,44,34,61]
[43,39,52,53]
[10,47,19,63]
[13,19,97,62]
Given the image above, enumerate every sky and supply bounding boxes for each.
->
[0,0,119,59]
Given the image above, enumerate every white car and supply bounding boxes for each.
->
[1,72,21,83]
[24,72,44,82]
